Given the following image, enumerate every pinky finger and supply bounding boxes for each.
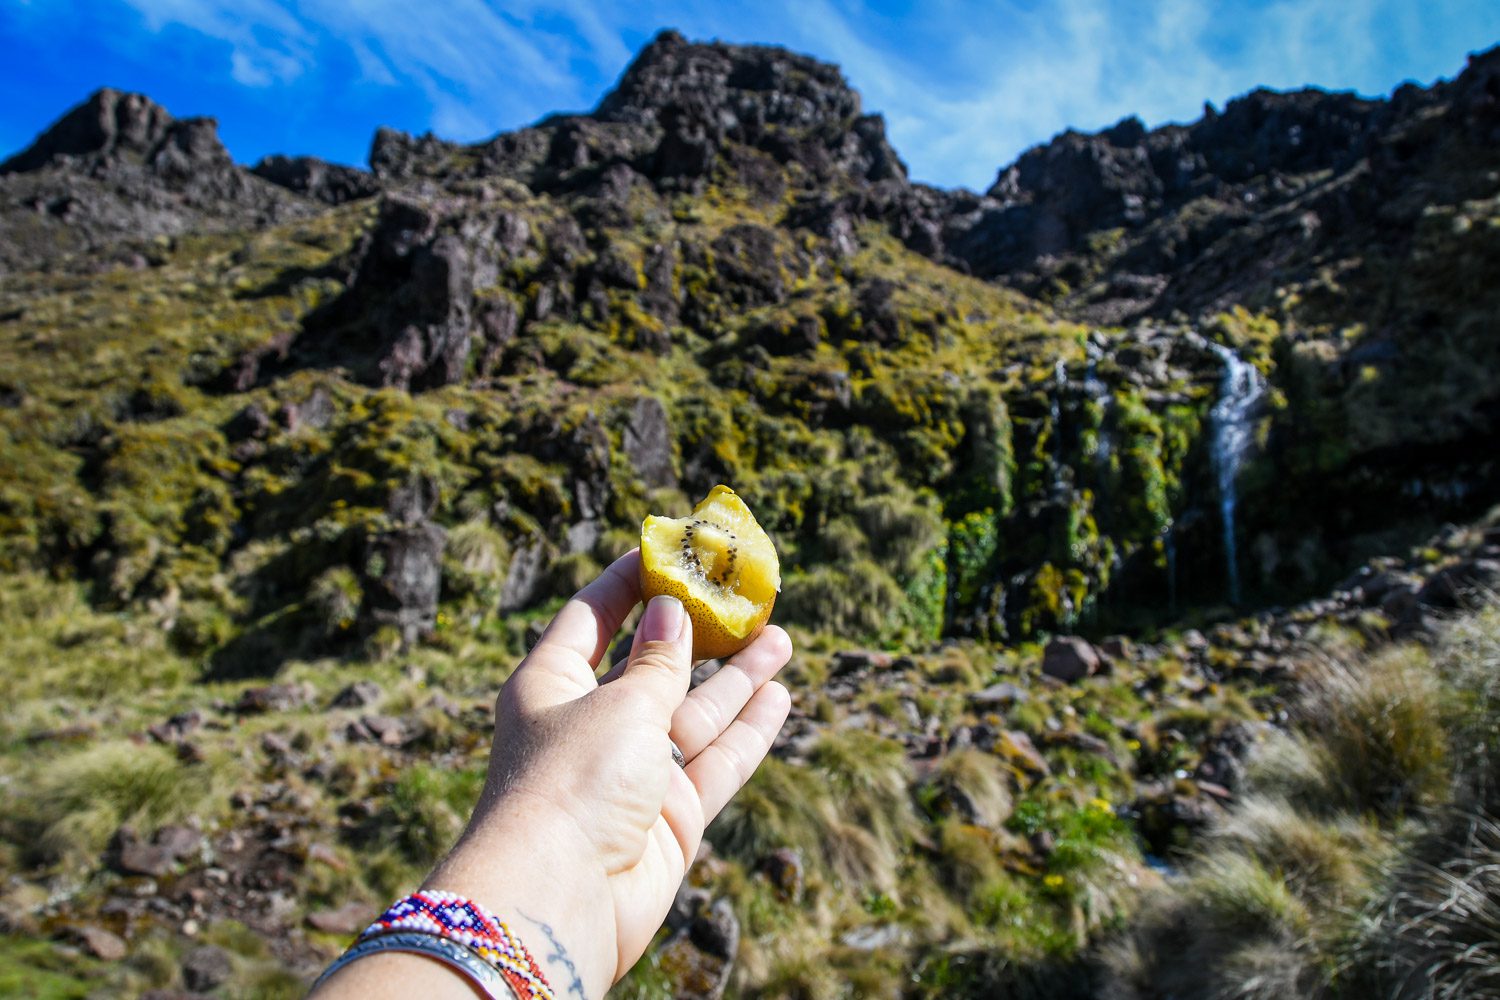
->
[686,680,792,824]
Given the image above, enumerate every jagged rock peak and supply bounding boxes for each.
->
[598,29,860,129]
[595,29,906,183]
[0,87,230,175]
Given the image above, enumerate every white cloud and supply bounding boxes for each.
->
[121,0,312,86]
[229,50,272,87]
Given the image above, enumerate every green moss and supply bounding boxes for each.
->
[949,509,999,611]
[0,936,96,1000]
[1112,390,1172,539]
[779,560,906,640]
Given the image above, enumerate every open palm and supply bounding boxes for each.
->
[474,549,792,981]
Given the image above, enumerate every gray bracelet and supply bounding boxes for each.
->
[311,930,507,998]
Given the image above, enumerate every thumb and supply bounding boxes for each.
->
[621,595,693,709]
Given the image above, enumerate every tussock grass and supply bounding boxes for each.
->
[1105,598,1500,1000]
[713,731,917,893]
[1103,851,1323,1000]
[1339,602,1500,999]
[0,573,193,702]
[1350,816,1500,999]
[1212,795,1385,904]
[4,740,210,869]
[385,762,487,863]
[779,560,907,639]
[1296,645,1450,819]
[922,749,1014,829]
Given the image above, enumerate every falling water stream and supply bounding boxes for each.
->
[1206,342,1265,605]
[1083,339,1112,467]
[1051,357,1068,496]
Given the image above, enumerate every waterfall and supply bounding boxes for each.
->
[1083,339,1112,467]
[1163,525,1177,613]
[1051,357,1068,496]
[1206,342,1265,605]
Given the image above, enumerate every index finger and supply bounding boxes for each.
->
[530,547,642,670]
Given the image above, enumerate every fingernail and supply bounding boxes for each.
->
[638,595,685,644]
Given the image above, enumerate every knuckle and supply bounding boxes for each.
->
[689,691,726,735]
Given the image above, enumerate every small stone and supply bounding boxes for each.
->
[115,832,176,877]
[758,848,804,902]
[147,709,204,744]
[75,925,127,961]
[969,682,1029,707]
[1419,559,1500,609]
[26,722,96,744]
[1042,637,1101,682]
[260,731,294,757]
[689,898,740,962]
[154,825,202,861]
[181,945,232,991]
[831,650,893,675]
[306,842,346,870]
[425,691,462,718]
[307,901,372,936]
[838,923,904,951]
[997,730,1051,778]
[330,680,383,709]
[356,714,411,747]
[235,683,313,715]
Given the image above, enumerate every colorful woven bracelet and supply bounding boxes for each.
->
[357,889,556,1000]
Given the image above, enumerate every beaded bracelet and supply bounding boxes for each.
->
[316,890,556,1000]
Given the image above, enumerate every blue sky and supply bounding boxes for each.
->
[2,1,1496,191]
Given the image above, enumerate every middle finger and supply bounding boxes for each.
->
[670,625,792,760]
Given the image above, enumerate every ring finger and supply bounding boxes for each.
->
[669,625,792,761]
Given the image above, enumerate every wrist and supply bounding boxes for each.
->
[422,788,615,999]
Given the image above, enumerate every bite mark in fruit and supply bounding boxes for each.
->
[640,485,780,661]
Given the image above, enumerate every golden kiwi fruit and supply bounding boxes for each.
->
[640,485,780,660]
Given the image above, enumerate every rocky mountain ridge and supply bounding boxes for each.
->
[1,30,1496,640]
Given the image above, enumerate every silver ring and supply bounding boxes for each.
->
[670,740,687,768]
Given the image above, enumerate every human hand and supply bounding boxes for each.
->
[414,548,792,996]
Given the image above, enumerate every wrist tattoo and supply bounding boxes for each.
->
[520,910,588,1000]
